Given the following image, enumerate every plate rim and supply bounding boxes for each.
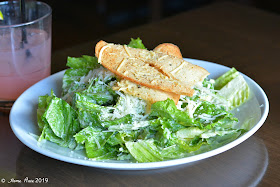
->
[9,58,269,170]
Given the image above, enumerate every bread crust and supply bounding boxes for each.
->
[153,43,183,59]
[95,40,107,58]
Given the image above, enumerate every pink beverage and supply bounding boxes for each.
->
[0,1,52,104]
[0,29,51,100]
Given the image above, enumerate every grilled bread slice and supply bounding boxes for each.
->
[95,41,194,96]
[153,43,209,87]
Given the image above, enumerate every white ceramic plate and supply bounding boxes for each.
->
[9,58,269,170]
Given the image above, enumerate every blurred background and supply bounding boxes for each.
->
[40,0,280,51]
[2,0,280,51]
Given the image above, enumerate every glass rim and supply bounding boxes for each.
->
[0,1,52,29]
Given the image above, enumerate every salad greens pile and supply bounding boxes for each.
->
[37,38,250,162]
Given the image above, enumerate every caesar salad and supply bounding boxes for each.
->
[36,38,250,163]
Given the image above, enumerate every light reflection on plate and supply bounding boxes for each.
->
[9,58,269,170]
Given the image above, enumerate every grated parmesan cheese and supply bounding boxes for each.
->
[100,91,148,122]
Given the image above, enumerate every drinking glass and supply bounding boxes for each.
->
[0,1,52,111]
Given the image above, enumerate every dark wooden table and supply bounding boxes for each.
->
[1,2,279,186]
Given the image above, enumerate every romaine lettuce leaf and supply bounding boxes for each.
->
[176,127,204,139]
[38,94,81,149]
[216,69,250,109]
[74,92,145,129]
[214,67,239,90]
[128,37,147,49]
[74,126,124,159]
[74,91,113,107]
[62,68,90,96]
[37,90,56,131]
[73,78,118,108]
[39,124,79,149]
[43,97,76,138]
[125,139,163,162]
[149,99,201,127]
[66,55,100,69]
[204,130,243,150]
[62,55,103,102]
[75,99,104,128]
[193,100,238,129]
